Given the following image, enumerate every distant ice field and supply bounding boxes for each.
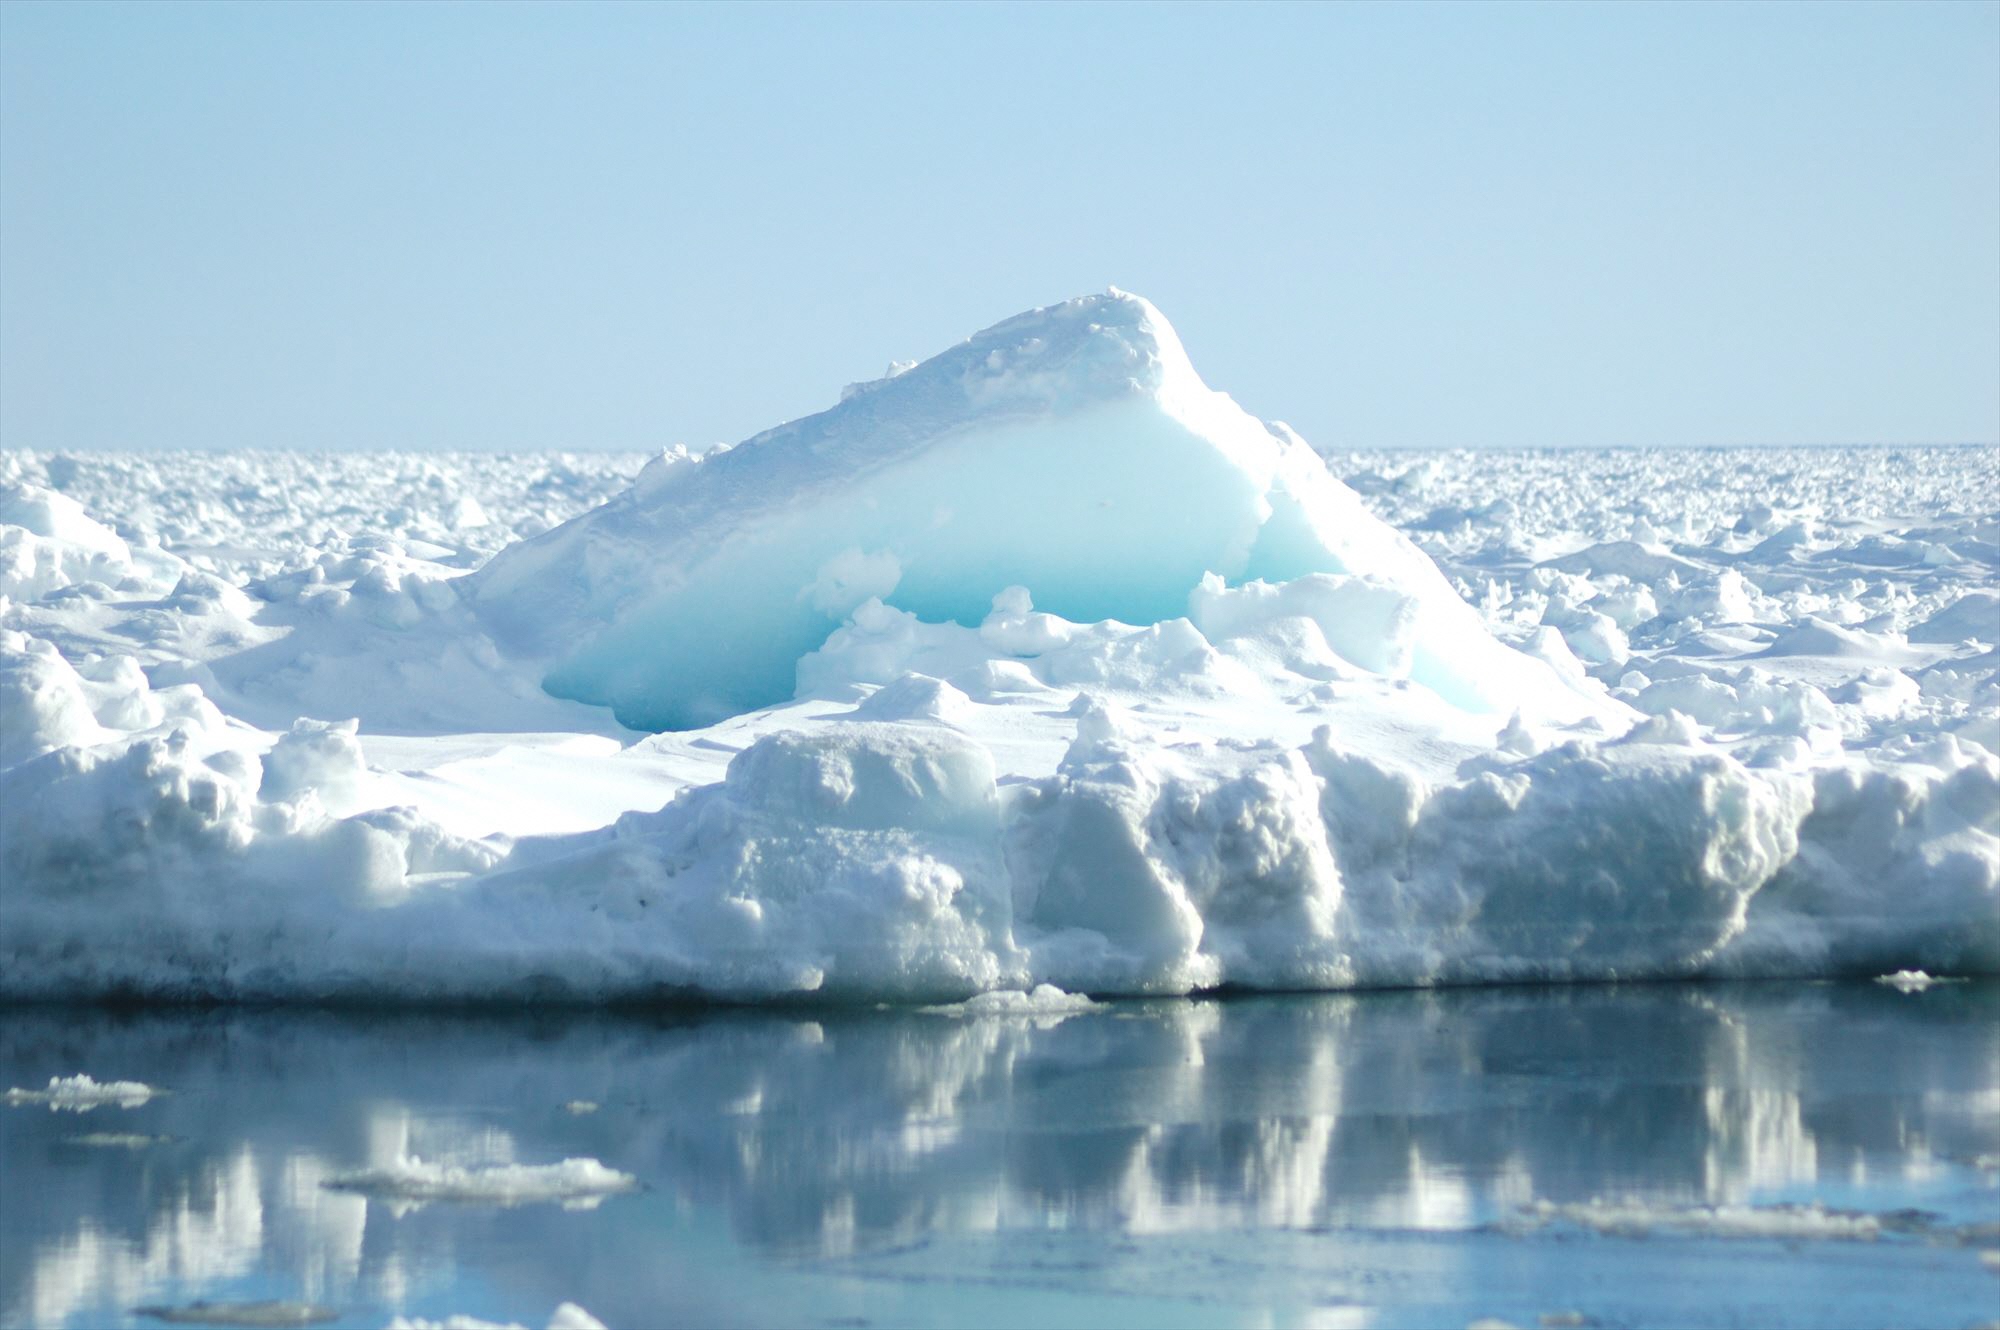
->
[1,294,1994,1003]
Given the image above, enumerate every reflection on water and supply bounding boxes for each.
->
[2,983,1996,1329]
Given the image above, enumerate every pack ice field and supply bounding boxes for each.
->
[0,293,1994,1005]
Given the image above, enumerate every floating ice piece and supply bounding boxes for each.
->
[927,984,1097,1017]
[324,1155,635,1211]
[4,1074,159,1112]
[64,1132,175,1148]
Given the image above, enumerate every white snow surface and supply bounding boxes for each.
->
[1,292,1995,1003]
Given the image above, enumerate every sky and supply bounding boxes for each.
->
[1,1,1996,453]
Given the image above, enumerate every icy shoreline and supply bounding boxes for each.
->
[2,294,1994,1004]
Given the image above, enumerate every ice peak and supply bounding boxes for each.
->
[829,289,1199,425]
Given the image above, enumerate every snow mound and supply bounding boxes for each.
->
[468,291,1597,732]
[927,984,1097,1017]
[1874,969,1962,992]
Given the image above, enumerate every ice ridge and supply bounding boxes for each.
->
[467,291,1593,731]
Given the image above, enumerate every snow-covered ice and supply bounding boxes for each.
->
[1,291,1994,1002]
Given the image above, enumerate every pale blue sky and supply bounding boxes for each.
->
[2,1,1996,452]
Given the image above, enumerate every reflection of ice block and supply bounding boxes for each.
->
[6,985,1996,1326]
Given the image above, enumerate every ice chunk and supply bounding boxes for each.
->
[469,292,1600,731]
[1874,969,1954,992]
[0,632,109,765]
[0,483,134,600]
[5,1074,159,1111]
[259,716,366,807]
[1187,571,1418,678]
[933,984,1097,1016]
[848,673,976,727]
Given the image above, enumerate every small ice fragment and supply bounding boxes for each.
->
[4,1074,159,1111]
[562,1100,599,1116]
[1875,970,1939,992]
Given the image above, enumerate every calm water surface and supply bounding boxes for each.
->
[2,983,1995,1329]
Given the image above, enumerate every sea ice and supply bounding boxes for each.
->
[0,294,1993,1003]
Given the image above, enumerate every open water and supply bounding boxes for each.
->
[2,982,1995,1329]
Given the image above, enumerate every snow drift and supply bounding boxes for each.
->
[0,294,1995,1004]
